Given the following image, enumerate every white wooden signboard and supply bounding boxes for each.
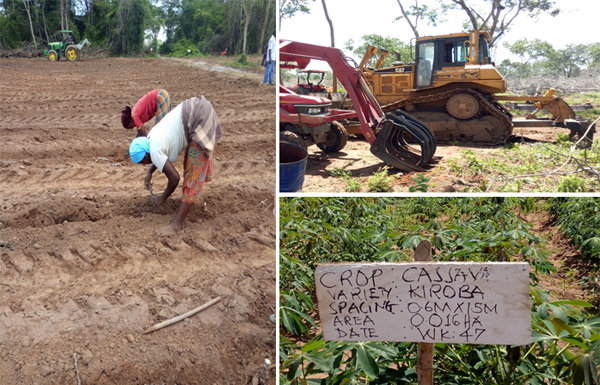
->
[315,262,532,345]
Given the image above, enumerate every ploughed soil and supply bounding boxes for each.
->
[525,209,598,306]
[0,55,276,384]
[299,123,589,193]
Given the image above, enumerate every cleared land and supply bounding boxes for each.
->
[300,120,600,193]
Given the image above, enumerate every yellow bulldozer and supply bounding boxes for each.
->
[358,30,582,143]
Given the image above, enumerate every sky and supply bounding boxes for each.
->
[279,0,599,71]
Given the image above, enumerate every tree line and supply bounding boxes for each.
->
[0,0,275,56]
[282,0,598,83]
[499,39,600,79]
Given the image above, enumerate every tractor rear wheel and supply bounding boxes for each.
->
[48,50,59,62]
[65,45,80,62]
[317,121,348,153]
[293,86,310,95]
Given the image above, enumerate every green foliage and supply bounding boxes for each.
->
[166,38,203,57]
[409,173,430,192]
[549,198,600,261]
[344,178,361,192]
[328,169,351,178]
[280,198,599,384]
[327,169,361,192]
[499,38,598,78]
[115,0,151,54]
[0,0,275,56]
[441,140,600,192]
[558,175,588,193]
[345,34,413,67]
[462,149,484,176]
[279,0,315,22]
[367,168,393,192]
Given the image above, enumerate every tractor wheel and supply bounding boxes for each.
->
[293,86,310,95]
[65,45,80,62]
[280,130,306,149]
[48,50,59,62]
[317,121,348,153]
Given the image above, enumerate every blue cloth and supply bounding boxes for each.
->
[263,60,275,84]
[129,137,149,163]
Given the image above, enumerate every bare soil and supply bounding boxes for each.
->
[300,124,576,193]
[0,56,276,384]
[526,209,597,304]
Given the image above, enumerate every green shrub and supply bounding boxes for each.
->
[367,168,393,192]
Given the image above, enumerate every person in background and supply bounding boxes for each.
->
[263,30,276,85]
[128,96,223,235]
[122,89,171,137]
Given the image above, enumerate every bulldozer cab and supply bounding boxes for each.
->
[415,30,492,87]
[359,30,505,104]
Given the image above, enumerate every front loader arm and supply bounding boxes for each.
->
[280,40,383,144]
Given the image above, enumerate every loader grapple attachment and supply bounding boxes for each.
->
[370,110,437,171]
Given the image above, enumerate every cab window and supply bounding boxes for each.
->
[416,42,434,87]
[443,40,467,64]
[479,36,490,63]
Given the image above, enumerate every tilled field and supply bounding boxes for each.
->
[0,56,276,384]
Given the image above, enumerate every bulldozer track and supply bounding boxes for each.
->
[382,88,514,143]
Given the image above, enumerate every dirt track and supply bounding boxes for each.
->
[0,56,275,384]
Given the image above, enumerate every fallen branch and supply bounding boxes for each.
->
[73,353,81,385]
[0,241,15,250]
[486,116,600,191]
[143,296,221,334]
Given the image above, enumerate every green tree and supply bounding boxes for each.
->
[394,0,445,38]
[114,0,151,54]
[448,0,560,46]
[346,34,412,68]
[257,0,274,54]
[498,38,556,78]
[590,42,600,69]
[146,2,165,53]
[545,44,590,78]
[394,0,560,47]
[279,0,314,28]
[1,0,273,56]
[505,38,555,65]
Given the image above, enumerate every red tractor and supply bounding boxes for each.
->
[280,85,354,153]
[280,40,437,172]
[293,70,329,95]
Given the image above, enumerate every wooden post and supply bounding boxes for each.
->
[414,240,434,385]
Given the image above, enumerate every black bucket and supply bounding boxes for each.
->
[279,143,308,192]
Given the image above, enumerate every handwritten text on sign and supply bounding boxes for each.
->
[315,262,532,345]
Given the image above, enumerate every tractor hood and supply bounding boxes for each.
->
[279,86,330,105]
[280,86,331,116]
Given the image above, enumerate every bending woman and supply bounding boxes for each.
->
[129,96,223,235]
[122,89,171,136]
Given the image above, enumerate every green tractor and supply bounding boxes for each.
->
[43,30,91,62]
